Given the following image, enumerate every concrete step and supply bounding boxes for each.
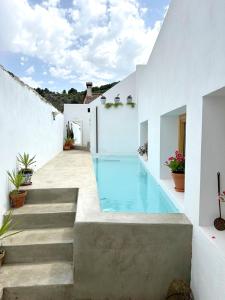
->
[8,203,76,229]
[2,228,73,264]
[0,262,73,300]
[26,188,78,205]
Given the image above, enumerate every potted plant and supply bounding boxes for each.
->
[138,143,148,161]
[17,153,36,186]
[64,138,72,150]
[66,121,75,149]
[0,210,21,266]
[7,170,27,208]
[127,95,133,104]
[114,94,120,103]
[165,150,185,192]
[100,95,106,104]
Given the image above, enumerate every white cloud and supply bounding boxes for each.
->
[20,56,28,66]
[0,0,165,86]
[20,76,42,88]
[26,65,35,75]
[42,0,60,8]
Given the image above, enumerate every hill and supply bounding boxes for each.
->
[35,82,119,112]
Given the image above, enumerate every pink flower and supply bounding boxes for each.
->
[168,156,174,161]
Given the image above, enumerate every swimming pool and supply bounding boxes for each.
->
[93,156,178,213]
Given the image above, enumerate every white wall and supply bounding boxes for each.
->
[135,0,225,299]
[94,105,138,155]
[0,66,64,221]
[90,72,138,155]
[64,104,91,148]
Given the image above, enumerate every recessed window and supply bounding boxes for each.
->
[88,108,91,113]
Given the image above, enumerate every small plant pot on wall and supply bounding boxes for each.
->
[114,94,120,103]
[171,173,185,192]
[100,96,106,105]
[127,95,133,103]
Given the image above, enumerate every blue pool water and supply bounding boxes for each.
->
[93,156,178,213]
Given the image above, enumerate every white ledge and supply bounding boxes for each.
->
[159,178,185,212]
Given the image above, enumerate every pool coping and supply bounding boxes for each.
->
[75,153,191,225]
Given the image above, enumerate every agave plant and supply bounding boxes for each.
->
[0,210,21,242]
[7,170,24,194]
[17,153,36,173]
[0,210,22,263]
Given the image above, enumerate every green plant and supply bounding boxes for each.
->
[0,210,21,242]
[165,150,185,173]
[7,171,24,194]
[66,121,74,139]
[104,102,114,109]
[17,153,36,172]
[126,102,136,108]
[64,137,73,146]
[104,102,124,109]
[114,102,123,108]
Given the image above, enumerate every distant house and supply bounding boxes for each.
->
[83,82,101,104]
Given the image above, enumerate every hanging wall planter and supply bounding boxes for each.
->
[100,96,106,105]
[127,95,133,103]
[114,94,120,103]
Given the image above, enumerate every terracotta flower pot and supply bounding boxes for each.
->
[64,144,71,150]
[0,250,5,267]
[172,173,185,192]
[9,190,27,208]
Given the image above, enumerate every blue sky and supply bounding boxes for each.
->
[0,0,170,91]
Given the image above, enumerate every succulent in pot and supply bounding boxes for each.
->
[64,138,73,150]
[165,150,185,192]
[17,153,36,186]
[7,170,27,208]
[100,95,106,105]
[114,94,120,103]
[66,121,75,149]
[0,210,22,267]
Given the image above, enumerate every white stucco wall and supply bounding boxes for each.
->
[90,72,138,155]
[0,66,64,221]
[64,104,91,148]
[135,1,225,299]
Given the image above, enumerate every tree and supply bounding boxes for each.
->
[68,88,77,95]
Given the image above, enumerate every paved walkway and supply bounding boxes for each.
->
[28,150,96,191]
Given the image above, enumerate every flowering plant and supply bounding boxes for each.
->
[165,150,185,173]
[219,191,225,203]
[138,143,148,156]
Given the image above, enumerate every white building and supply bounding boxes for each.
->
[64,1,225,299]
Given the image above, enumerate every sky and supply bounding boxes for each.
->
[0,0,170,92]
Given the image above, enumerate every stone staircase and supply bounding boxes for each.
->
[0,188,77,300]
